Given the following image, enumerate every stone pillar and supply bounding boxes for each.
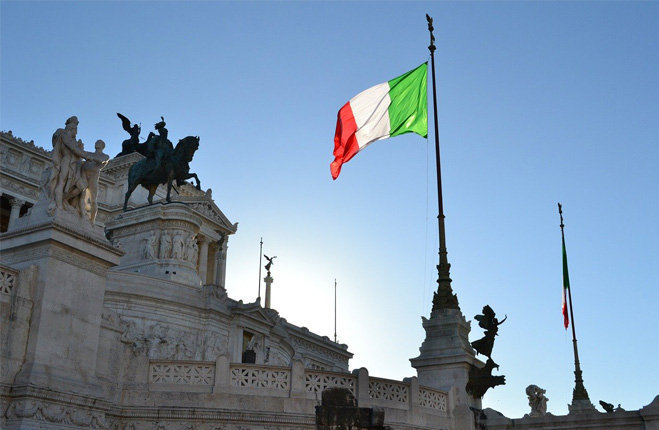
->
[198,235,209,284]
[408,376,419,413]
[290,359,306,398]
[213,354,229,393]
[0,203,123,396]
[207,243,217,285]
[8,197,25,229]
[264,272,273,308]
[410,308,482,430]
[356,367,370,406]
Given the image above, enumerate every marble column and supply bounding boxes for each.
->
[8,197,25,229]
[264,272,273,309]
[198,236,209,284]
[207,243,217,284]
[215,235,228,287]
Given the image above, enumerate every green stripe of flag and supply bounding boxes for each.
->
[387,62,428,139]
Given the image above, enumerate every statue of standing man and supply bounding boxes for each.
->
[47,116,109,222]
[48,116,88,215]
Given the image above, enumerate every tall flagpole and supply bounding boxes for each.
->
[427,14,459,311]
[558,204,594,412]
[258,237,263,301]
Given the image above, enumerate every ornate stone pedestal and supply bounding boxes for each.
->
[0,202,123,397]
[106,202,205,286]
[411,308,482,430]
[264,273,273,309]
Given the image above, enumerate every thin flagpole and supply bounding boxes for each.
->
[558,203,593,410]
[426,14,459,311]
[334,279,337,343]
[258,237,263,301]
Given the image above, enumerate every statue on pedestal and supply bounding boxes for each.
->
[116,113,143,157]
[526,385,549,417]
[47,116,109,222]
[466,305,506,398]
[471,305,507,359]
[81,140,110,223]
[122,116,201,210]
[264,254,277,274]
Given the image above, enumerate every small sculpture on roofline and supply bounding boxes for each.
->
[116,113,143,157]
[466,305,506,398]
[264,255,277,274]
[471,305,507,359]
[526,385,549,417]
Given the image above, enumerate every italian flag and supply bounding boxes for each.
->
[331,63,428,180]
[562,234,570,329]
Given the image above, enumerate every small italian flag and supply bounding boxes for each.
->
[562,234,570,329]
[331,63,428,180]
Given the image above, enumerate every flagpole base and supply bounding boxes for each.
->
[568,399,598,415]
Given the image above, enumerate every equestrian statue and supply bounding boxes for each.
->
[122,116,201,211]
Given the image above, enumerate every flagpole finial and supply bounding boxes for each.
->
[426,14,436,53]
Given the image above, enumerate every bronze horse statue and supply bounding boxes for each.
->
[123,135,201,211]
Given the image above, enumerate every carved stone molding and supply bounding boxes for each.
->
[5,399,112,429]
[291,336,349,364]
[0,177,39,200]
[2,244,110,277]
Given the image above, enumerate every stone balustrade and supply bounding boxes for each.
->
[0,265,17,295]
[148,359,448,414]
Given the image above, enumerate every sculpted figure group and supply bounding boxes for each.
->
[526,384,548,417]
[115,113,201,210]
[47,116,109,223]
[140,229,199,265]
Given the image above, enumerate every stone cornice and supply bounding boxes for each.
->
[0,130,52,158]
[1,216,122,257]
[102,151,144,176]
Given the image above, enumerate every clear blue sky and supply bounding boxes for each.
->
[2,1,657,418]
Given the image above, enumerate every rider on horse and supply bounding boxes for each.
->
[144,117,174,176]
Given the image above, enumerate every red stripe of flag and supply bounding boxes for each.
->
[331,102,360,180]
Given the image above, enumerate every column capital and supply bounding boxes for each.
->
[9,197,26,208]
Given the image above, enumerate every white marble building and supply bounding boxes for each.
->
[0,130,452,429]
[1,129,657,430]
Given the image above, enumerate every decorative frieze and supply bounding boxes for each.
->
[0,177,39,200]
[291,336,350,366]
[120,317,228,361]
[4,399,111,429]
